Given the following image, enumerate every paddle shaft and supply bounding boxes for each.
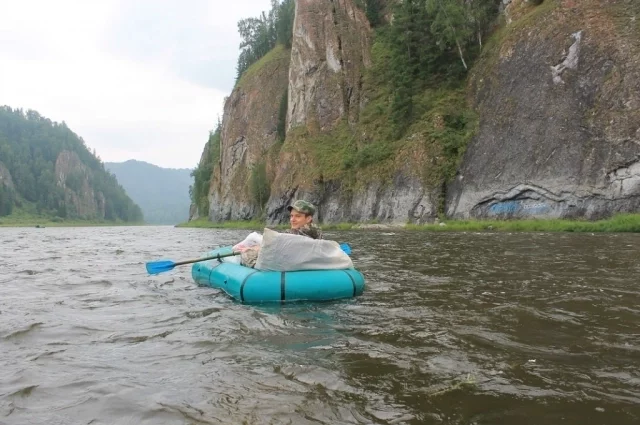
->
[173,251,241,267]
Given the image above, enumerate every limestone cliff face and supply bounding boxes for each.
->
[55,151,105,219]
[263,0,435,225]
[206,0,414,224]
[267,172,438,225]
[206,46,291,222]
[447,0,640,219]
[287,0,371,130]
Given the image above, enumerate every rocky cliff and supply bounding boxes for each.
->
[206,46,291,222]
[199,0,640,225]
[202,0,438,225]
[447,0,640,219]
[287,0,371,130]
[264,0,439,225]
[55,150,106,219]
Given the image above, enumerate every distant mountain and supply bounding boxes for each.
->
[0,106,143,222]
[105,160,192,224]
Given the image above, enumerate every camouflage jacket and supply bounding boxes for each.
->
[284,223,323,240]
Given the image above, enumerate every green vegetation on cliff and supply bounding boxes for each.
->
[236,0,294,81]
[0,106,143,223]
[190,122,221,218]
[383,0,498,134]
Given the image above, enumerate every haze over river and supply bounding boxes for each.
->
[1,226,639,424]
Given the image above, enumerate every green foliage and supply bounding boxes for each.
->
[190,121,221,217]
[354,0,384,27]
[284,122,358,183]
[236,0,295,81]
[0,210,140,227]
[275,0,295,47]
[381,0,499,136]
[0,185,14,216]
[178,214,640,233]
[346,140,396,169]
[276,90,288,143]
[416,88,479,182]
[406,214,640,233]
[0,106,143,222]
[64,169,84,192]
[249,161,270,210]
[236,44,290,90]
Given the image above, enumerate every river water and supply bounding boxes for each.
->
[1,226,639,425]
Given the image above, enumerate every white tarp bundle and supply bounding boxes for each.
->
[222,231,264,264]
[255,228,353,271]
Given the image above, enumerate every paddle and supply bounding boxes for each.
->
[146,242,353,275]
[339,243,352,255]
[146,251,240,275]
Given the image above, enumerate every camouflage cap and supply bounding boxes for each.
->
[287,200,316,215]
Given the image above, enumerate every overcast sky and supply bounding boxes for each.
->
[0,0,273,169]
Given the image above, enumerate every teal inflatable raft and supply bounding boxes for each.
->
[191,246,365,303]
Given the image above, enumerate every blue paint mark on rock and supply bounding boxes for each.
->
[488,200,550,216]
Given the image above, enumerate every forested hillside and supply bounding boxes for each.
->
[0,106,143,222]
[105,160,192,224]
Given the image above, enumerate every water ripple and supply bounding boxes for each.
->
[1,227,639,424]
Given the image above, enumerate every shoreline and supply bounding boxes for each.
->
[4,213,638,232]
[176,214,640,233]
[0,217,146,228]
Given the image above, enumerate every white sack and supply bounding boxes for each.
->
[232,231,263,251]
[255,228,353,271]
[223,231,264,264]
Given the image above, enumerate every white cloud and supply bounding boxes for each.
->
[0,0,274,168]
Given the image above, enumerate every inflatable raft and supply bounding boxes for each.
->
[191,246,365,303]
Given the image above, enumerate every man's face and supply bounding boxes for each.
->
[290,209,313,229]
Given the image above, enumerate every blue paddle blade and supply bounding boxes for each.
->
[146,260,176,275]
[340,243,352,255]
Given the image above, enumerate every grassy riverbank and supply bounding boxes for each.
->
[178,214,640,233]
[0,213,145,228]
[408,213,640,233]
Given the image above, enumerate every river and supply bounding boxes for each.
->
[1,226,639,424]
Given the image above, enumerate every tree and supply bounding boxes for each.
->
[190,121,222,217]
[0,185,13,216]
[379,0,500,135]
[236,0,295,81]
[427,0,471,70]
[249,161,270,210]
[365,0,382,27]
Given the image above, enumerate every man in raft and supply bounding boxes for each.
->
[240,200,322,267]
[284,200,323,240]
